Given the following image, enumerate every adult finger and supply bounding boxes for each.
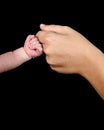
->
[36,31,55,44]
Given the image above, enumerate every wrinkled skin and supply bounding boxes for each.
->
[24,35,43,58]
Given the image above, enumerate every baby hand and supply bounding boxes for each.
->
[24,35,43,58]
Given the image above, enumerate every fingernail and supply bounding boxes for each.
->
[40,23,45,27]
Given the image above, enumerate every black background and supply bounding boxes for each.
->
[0,1,104,127]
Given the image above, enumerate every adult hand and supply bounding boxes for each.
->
[36,24,98,75]
[36,24,104,99]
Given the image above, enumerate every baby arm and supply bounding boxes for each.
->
[0,35,43,73]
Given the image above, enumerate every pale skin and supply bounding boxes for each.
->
[0,35,43,73]
[36,24,104,100]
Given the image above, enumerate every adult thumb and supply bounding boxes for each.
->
[40,24,68,34]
